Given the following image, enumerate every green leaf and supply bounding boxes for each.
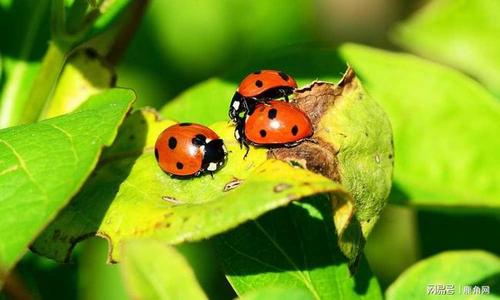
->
[239,287,315,300]
[0,89,134,277]
[215,196,383,299]
[386,250,500,300]
[392,0,500,96]
[160,47,346,125]
[340,44,500,209]
[32,109,348,262]
[120,239,207,300]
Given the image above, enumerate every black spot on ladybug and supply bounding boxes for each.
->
[168,137,177,149]
[268,108,277,119]
[192,134,207,146]
[255,80,263,88]
[253,70,261,74]
[259,129,267,137]
[179,122,192,126]
[176,162,184,170]
[278,71,289,81]
[291,125,299,136]
[154,148,159,161]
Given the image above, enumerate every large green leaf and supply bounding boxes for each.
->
[120,239,207,300]
[392,0,500,96]
[340,44,500,209]
[32,109,348,262]
[215,196,383,299]
[0,89,134,278]
[386,251,500,300]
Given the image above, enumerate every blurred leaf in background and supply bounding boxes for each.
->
[341,44,500,209]
[386,251,500,299]
[392,0,500,97]
[121,240,207,300]
[0,0,51,127]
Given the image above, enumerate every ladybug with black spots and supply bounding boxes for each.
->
[229,70,297,123]
[235,101,314,157]
[155,123,227,177]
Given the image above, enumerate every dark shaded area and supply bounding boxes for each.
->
[473,272,500,296]
[1,253,78,300]
[177,241,237,300]
[213,195,378,297]
[0,1,51,61]
[417,211,500,257]
[387,183,411,204]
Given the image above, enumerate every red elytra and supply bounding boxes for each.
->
[154,123,226,177]
[237,70,297,98]
[244,101,313,145]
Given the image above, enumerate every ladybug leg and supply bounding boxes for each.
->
[268,148,277,159]
[305,137,318,144]
[234,118,245,149]
[282,89,290,102]
[242,141,250,159]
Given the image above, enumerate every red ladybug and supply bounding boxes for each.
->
[155,123,227,177]
[235,101,313,156]
[229,70,297,123]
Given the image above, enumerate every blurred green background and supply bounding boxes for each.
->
[2,0,498,299]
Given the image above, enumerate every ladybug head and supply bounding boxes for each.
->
[202,139,227,172]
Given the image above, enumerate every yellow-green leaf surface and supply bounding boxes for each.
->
[120,240,207,300]
[387,251,500,300]
[340,44,500,209]
[392,0,500,96]
[33,109,348,262]
[216,196,383,300]
[0,89,134,277]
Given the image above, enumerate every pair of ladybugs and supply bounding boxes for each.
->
[155,70,313,177]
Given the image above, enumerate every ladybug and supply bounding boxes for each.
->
[235,101,313,156]
[229,70,297,123]
[155,123,227,177]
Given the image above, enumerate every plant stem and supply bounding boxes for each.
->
[21,42,68,124]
